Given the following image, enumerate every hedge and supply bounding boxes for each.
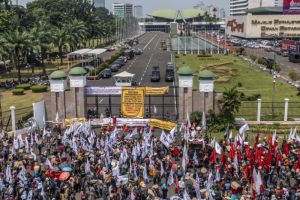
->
[31,85,48,93]
[16,84,31,90]
[12,88,25,95]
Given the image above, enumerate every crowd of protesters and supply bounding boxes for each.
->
[0,120,299,200]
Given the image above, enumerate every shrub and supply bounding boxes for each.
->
[100,63,109,69]
[31,85,48,93]
[16,84,31,90]
[21,111,33,121]
[250,55,257,62]
[237,82,243,87]
[257,57,267,65]
[12,88,25,95]
[90,68,101,76]
[273,64,281,73]
[288,71,299,81]
[175,55,179,58]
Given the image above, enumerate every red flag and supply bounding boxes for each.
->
[283,142,289,156]
[276,151,282,168]
[210,149,217,164]
[221,153,226,164]
[175,176,179,193]
[229,145,236,160]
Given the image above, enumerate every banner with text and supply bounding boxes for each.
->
[121,87,145,118]
[283,0,300,14]
[149,119,177,131]
[145,87,169,95]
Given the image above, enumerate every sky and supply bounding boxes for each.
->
[18,0,229,15]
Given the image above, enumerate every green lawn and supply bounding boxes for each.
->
[175,54,300,102]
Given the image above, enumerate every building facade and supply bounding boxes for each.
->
[226,13,300,38]
[134,5,143,18]
[93,0,105,8]
[112,3,133,17]
[230,0,283,16]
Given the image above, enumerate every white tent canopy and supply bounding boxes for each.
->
[68,48,92,56]
[83,48,107,56]
[113,71,135,86]
[114,71,135,78]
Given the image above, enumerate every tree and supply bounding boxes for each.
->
[53,19,87,65]
[250,55,257,62]
[273,64,281,73]
[31,20,54,75]
[2,30,33,82]
[218,86,242,125]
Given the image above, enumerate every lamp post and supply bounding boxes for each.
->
[271,75,276,119]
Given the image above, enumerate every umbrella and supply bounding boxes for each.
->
[62,166,73,172]
[51,166,60,172]
[59,162,71,169]
[59,172,70,181]
[231,181,240,189]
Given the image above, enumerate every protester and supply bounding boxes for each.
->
[0,119,299,200]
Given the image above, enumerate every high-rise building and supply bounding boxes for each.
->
[134,5,143,18]
[93,0,105,8]
[112,3,133,17]
[230,0,283,16]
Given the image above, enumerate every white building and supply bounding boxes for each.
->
[93,0,105,8]
[230,0,283,16]
[226,7,300,39]
[134,5,143,18]
[112,3,133,17]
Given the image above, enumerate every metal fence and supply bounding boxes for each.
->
[237,101,300,121]
[86,86,179,122]
[1,106,33,131]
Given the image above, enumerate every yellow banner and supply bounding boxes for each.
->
[64,118,86,126]
[149,119,176,131]
[122,87,145,118]
[145,87,169,95]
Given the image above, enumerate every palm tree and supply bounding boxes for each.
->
[31,20,54,75]
[53,20,87,65]
[0,36,10,71]
[2,30,33,82]
[218,86,241,125]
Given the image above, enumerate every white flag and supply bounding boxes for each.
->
[124,128,138,140]
[85,160,91,174]
[153,105,157,114]
[193,151,199,166]
[160,161,164,176]
[143,164,148,181]
[183,190,192,200]
[272,130,277,146]
[239,123,250,134]
[55,112,59,123]
[167,169,174,185]
[160,130,169,148]
[233,153,239,174]
[214,141,222,155]
[45,158,53,170]
[201,111,206,130]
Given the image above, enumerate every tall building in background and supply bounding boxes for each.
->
[230,0,283,16]
[112,3,133,17]
[134,5,143,18]
[93,0,105,8]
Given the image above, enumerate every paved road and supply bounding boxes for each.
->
[86,32,178,121]
[246,48,300,79]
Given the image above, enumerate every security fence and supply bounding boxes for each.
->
[237,100,300,121]
[1,106,33,131]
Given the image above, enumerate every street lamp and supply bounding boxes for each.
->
[271,75,276,119]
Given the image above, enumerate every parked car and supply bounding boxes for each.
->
[124,49,134,60]
[282,51,289,57]
[110,63,121,72]
[134,48,143,55]
[151,66,161,82]
[105,46,115,51]
[101,68,112,78]
[113,58,125,66]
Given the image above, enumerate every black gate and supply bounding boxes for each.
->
[86,86,179,122]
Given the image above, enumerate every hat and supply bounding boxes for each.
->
[201,167,207,174]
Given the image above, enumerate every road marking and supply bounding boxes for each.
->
[143,34,157,51]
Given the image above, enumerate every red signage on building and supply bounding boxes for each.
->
[283,0,300,14]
